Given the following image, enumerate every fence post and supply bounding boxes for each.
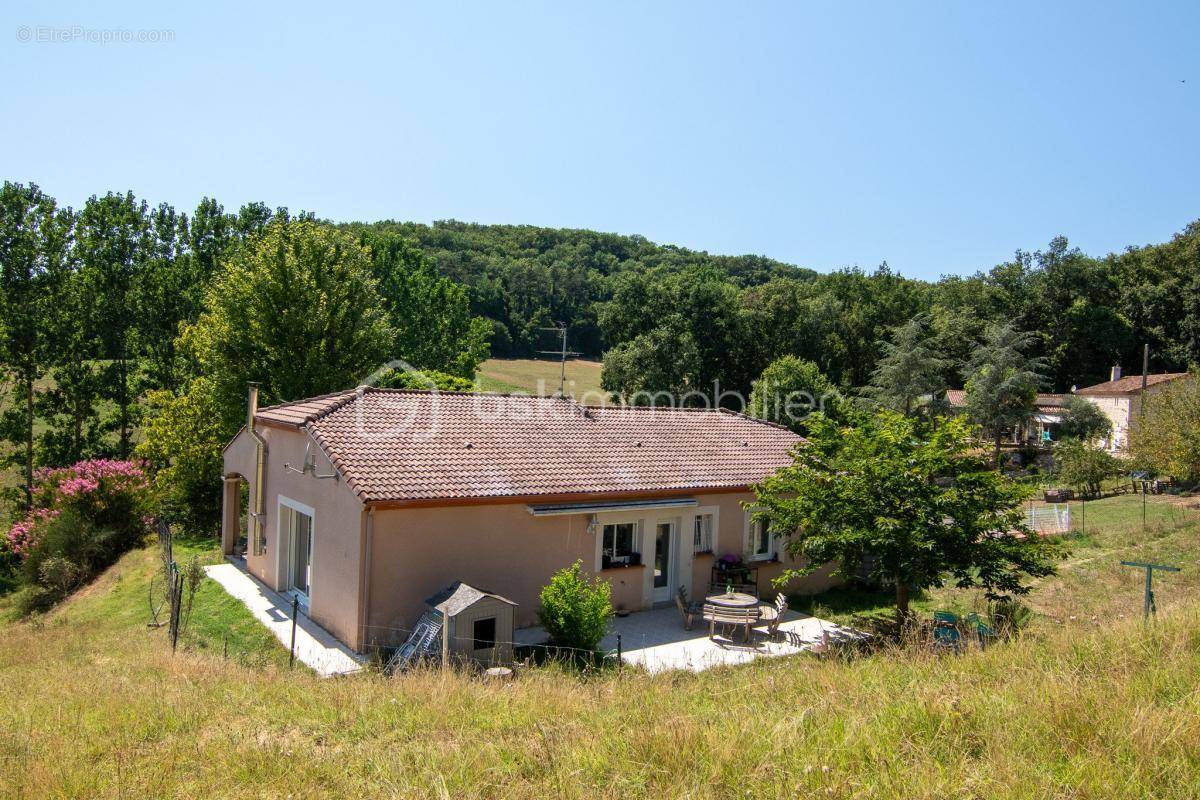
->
[289,595,299,668]
[170,571,183,653]
[616,633,622,673]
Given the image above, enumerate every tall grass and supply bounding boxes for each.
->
[2,604,1197,798]
[1,495,1198,798]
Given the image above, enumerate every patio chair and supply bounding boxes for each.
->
[965,613,998,649]
[756,593,789,640]
[932,610,961,650]
[702,603,760,643]
[675,585,703,631]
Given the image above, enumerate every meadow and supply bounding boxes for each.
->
[475,357,605,397]
[1,493,1198,798]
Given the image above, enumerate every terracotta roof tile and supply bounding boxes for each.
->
[945,389,1065,410]
[258,389,801,503]
[1074,373,1189,396]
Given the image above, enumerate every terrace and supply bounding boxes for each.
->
[515,605,862,673]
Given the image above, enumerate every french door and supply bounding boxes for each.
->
[652,521,676,603]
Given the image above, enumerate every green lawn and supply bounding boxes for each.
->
[797,493,1200,630]
[476,357,605,398]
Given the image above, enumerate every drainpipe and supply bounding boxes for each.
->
[358,506,375,653]
[247,383,267,557]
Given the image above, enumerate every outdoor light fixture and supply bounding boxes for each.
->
[587,514,599,536]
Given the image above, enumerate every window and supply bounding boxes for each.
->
[602,522,639,564]
[749,518,773,561]
[472,617,497,651]
[693,513,714,553]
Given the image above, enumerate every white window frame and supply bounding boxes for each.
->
[594,511,645,571]
[277,496,316,602]
[744,507,776,562]
[692,507,718,554]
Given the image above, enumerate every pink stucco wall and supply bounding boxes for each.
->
[223,424,366,649]
[224,426,841,654]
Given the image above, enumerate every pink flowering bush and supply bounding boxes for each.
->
[4,459,153,611]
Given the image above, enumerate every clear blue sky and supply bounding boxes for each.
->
[2,1,1197,280]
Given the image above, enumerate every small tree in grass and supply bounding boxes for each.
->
[753,411,1058,624]
[1053,438,1120,498]
[537,560,613,653]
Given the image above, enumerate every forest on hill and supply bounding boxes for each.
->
[352,218,1200,392]
[2,180,1199,533]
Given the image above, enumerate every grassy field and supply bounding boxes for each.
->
[1,495,1199,798]
[476,358,605,398]
[798,493,1200,628]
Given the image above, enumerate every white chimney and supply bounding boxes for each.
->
[1111,365,1122,382]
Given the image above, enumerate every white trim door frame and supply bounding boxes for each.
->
[650,518,679,604]
[277,496,316,606]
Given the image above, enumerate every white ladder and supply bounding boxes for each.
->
[385,612,442,674]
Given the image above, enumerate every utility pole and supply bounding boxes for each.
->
[537,323,581,398]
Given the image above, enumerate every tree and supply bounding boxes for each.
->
[600,317,699,405]
[362,231,490,377]
[1129,375,1200,481]
[0,182,67,509]
[374,367,474,392]
[964,323,1048,468]
[135,202,191,392]
[76,191,150,457]
[537,560,613,653]
[181,218,395,421]
[1057,395,1112,443]
[136,377,227,535]
[37,252,105,468]
[754,412,1057,623]
[1053,438,1119,498]
[748,356,843,433]
[866,314,951,416]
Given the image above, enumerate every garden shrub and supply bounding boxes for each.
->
[537,560,613,653]
[3,459,152,612]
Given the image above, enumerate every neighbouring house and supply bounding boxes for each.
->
[945,368,1193,453]
[944,389,1069,446]
[220,386,837,653]
[1073,367,1191,452]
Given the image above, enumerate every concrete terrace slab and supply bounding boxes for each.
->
[515,605,861,673]
[204,561,366,677]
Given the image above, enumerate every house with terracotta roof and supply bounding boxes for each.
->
[220,386,835,653]
[945,368,1192,452]
[1073,367,1191,451]
[944,389,1069,446]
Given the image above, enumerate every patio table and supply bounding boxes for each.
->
[705,592,760,609]
[703,592,762,642]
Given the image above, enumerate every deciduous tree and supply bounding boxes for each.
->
[754,412,1057,623]
[748,355,843,434]
[0,182,68,508]
[181,218,395,423]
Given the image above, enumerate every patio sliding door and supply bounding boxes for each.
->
[278,497,314,602]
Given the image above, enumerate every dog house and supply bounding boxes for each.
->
[425,582,518,667]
